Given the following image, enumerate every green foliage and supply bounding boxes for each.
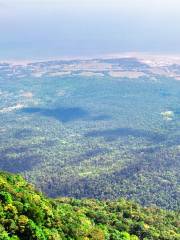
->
[0,192,12,204]
[0,171,179,240]
[1,72,180,211]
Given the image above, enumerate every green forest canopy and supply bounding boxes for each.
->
[0,171,179,240]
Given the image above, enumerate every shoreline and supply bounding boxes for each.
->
[2,52,180,65]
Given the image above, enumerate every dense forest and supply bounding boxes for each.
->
[0,171,179,240]
[1,71,180,211]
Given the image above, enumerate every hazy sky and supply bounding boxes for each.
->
[0,0,180,59]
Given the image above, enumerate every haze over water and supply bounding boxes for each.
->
[0,0,180,60]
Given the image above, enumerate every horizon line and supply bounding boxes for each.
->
[1,52,180,65]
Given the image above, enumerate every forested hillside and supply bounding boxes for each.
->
[0,171,179,240]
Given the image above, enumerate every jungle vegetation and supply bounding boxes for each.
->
[0,171,179,240]
[0,63,180,210]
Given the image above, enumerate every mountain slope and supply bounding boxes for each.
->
[0,171,179,240]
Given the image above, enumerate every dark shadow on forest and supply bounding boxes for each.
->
[20,106,111,123]
[68,148,110,165]
[85,127,166,143]
[21,106,89,123]
[0,146,43,172]
[14,129,34,139]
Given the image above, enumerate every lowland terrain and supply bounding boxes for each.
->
[0,56,180,210]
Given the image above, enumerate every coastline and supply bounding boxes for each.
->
[2,52,180,65]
